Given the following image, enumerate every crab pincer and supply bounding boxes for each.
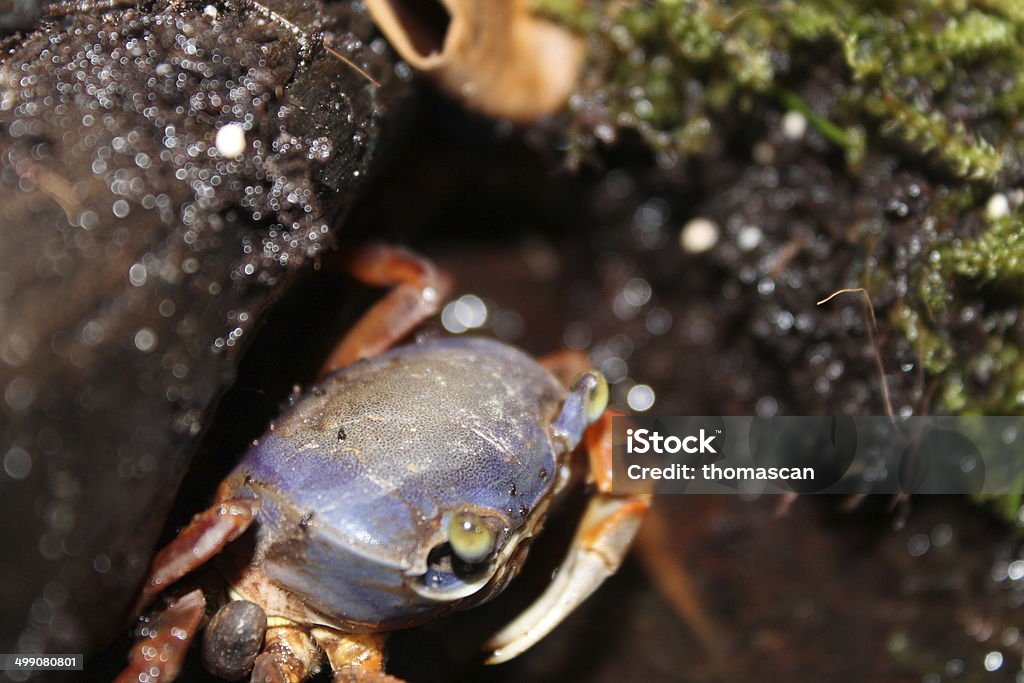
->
[486,386,652,663]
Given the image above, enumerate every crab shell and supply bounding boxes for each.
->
[216,336,573,631]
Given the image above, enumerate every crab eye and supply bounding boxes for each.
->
[449,509,497,565]
[574,370,609,424]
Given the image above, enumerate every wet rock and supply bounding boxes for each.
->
[0,0,401,657]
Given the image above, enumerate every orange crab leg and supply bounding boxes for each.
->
[131,497,259,616]
[115,588,206,683]
[578,409,651,579]
[582,408,621,492]
[634,507,726,658]
[586,413,723,657]
[577,409,652,573]
[250,624,321,683]
[486,409,651,663]
[319,243,453,377]
[312,628,405,682]
[332,671,406,683]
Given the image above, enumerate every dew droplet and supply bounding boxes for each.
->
[3,447,32,480]
[134,328,156,352]
[984,651,1003,672]
[627,384,655,412]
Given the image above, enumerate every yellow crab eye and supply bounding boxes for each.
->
[575,370,609,424]
[449,510,497,565]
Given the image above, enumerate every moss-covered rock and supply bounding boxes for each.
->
[530,1,1024,530]
[535,0,1024,417]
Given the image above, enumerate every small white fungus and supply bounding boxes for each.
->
[679,217,720,254]
[782,110,808,140]
[215,123,246,158]
[986,192,1010,220]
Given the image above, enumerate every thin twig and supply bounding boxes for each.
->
[323,43,381,88]
[817,287,896,422]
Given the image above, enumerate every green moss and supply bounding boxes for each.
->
[540,0,1024,408]
[944,214,1024,281]
[891,301,954,375]
[862,93,1003,182]
[934,10,1016,57]
[539,0,1024,182]
[538,1,1024,522]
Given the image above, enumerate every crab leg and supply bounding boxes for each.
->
[311,628,405,682]
[331,670,406,683]
[486,410,651,663]
[634,507,725,658]
[250,622,321,683]
[131,497,259,615]
[115,588,206,683]
[319,243,453,376]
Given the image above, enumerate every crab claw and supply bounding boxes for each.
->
[485,491,650,664]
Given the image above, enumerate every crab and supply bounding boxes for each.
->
[116,243,651,682]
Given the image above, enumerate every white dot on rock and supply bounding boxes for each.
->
[215,123,246,158]
[680,217,720,254]
[986,192,1010,220]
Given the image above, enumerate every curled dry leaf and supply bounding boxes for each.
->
[366,0,583,122]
